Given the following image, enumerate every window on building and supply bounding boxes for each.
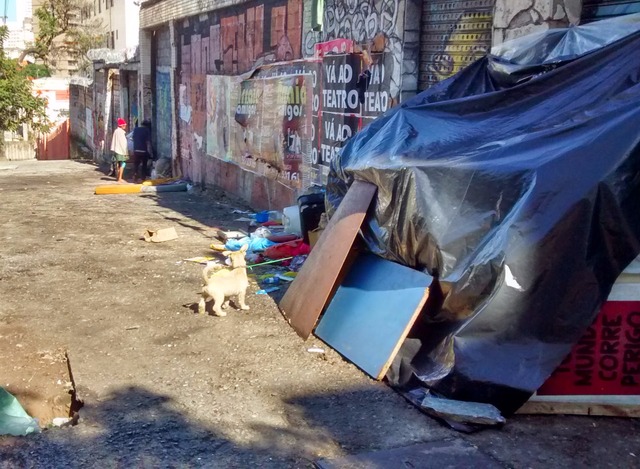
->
[98,0,101,13]
[106,0,109,9]
[115,30,118,40]
[110,31,115,49]
[111,0,114,7]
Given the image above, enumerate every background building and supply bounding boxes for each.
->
[2,0,34,60]
[88,0,140,50]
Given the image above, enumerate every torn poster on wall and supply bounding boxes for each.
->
[233,74,311,188]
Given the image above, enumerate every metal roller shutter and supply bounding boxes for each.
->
[419,0,495,91]
[581,0,640,23]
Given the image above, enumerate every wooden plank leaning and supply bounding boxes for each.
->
[278,180,377,339]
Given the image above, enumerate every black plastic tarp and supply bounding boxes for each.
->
[326,15,640,415]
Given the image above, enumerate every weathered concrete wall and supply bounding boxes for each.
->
[4,140,35,161]
[493,0,582,45]
[69,82,95,153]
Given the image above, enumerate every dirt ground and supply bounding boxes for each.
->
[0,159,639,468]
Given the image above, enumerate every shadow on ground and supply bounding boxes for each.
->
[0,384,450,468]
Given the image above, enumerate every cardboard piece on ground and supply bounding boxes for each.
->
[183,256,216,264]
[278,180,377,339]
[143,227,178,243]
[315,253,432,380]
[308,228,324,249]
[216,229,247,242]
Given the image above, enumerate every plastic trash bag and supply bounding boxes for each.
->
[0,388,40,436]
[327,17,640,415]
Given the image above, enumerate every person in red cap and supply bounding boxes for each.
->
[110,118,129,182]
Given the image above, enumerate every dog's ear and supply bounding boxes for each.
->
[222,250,232,257]
[239,244,248,253]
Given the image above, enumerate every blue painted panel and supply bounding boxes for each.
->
[315,253,432,379]
[155,71,173,159]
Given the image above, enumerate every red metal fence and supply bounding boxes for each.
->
[37,119,70,160]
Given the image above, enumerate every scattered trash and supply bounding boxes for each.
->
[282,205,302,235]
[216,230,247,242]
[232,209,253,215]
[256,287,280,294]
[277,273,296,282]
[245,252,262,264]
[420,394,506,427]
[143,227,178,243]
[308,227,324,249]
[266,233,298,243]
[268,210,282,221]
[140,183,188,193]
[51,417,73,427]
[0,387,40,436]
[234,217,253,222]
[246,257,294,270]
[125,325,141,330]
[256,211,270,223]
[264,240,310,259]
[225,236,276,252]
[261,276,280,285]
[183,256,217,264]
[141,177,177,186]
[307,347,325,354]
[251,226,272,239]
[287,255,308,272]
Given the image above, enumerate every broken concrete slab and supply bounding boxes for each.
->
[421,395,506,427]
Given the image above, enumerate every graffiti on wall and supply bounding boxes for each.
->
[155,71,173,159]
[177,53,397,190]
[420,2,494,89]
[304,0,403,101]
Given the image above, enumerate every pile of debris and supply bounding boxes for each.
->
[278,14,640,429]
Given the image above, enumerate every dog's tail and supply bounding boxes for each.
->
[202,262,219,283]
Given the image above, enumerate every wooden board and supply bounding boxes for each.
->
[315,253,432,380]
[279,180,377,339]
[518,394,640,417]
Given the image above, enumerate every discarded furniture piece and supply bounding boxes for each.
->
[279,180,377,339]
[315,253,432,380]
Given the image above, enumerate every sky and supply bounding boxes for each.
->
[0,0,17,23]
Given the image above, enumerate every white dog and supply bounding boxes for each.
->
[198,245,250,317]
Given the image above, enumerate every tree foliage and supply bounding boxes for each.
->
[0,27,49,133]
[19,63,52,79]
[20,0,105,76]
